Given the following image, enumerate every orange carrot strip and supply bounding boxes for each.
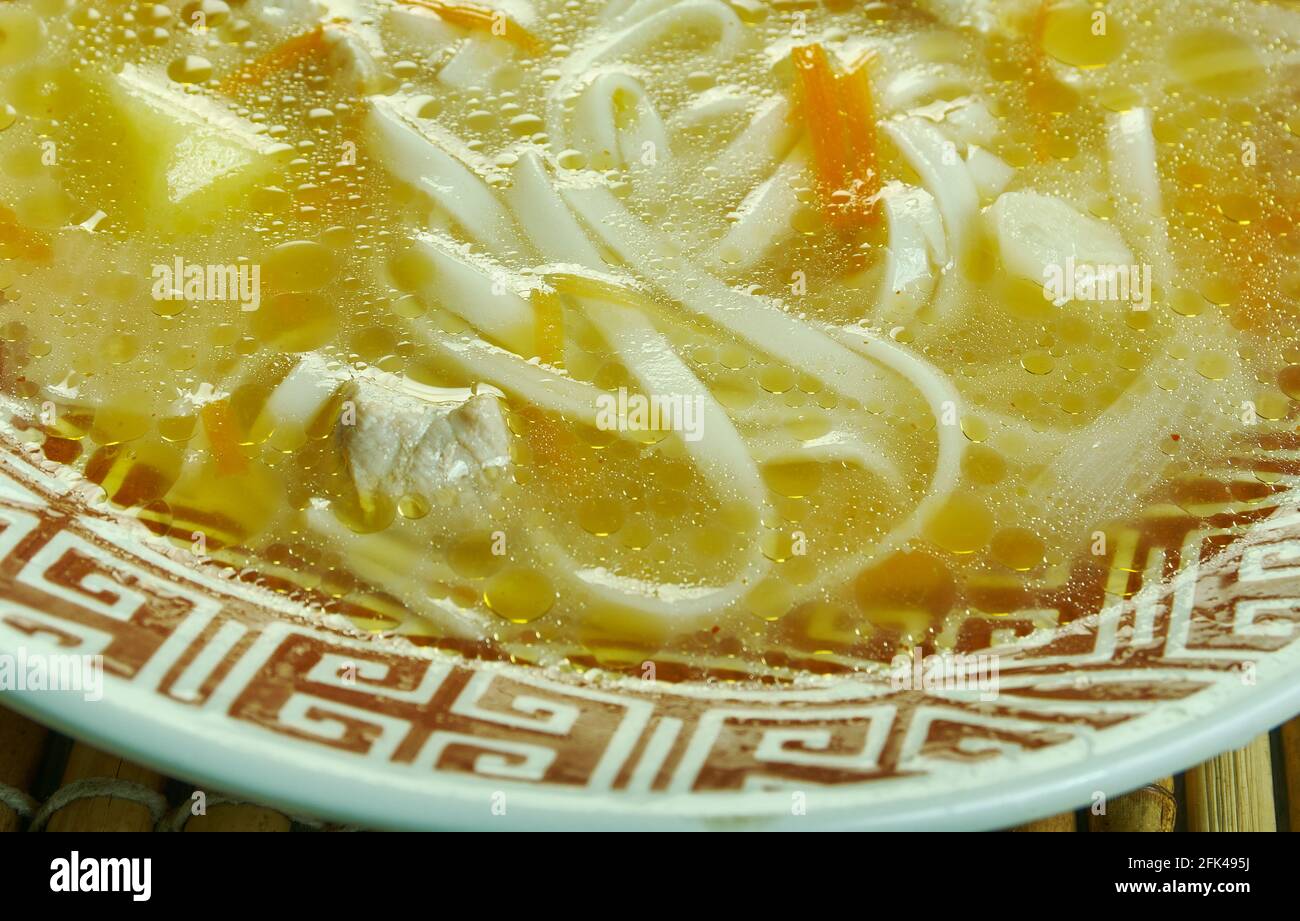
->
[792,44,881,231]
[200,401,249,477]
[531,289,565,367]
[793,44,851,227]
[218,26,328,94]
[397,0,542,52]
[839,59,883,225]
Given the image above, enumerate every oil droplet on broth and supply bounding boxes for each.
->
[762,460,823,498]
[1042,3,1125,69]
[760,529,803,563]
[1253,392,1288,422]
[1278,365,1300,401]
[167,56,213,85]
[484,567,556,623]
[158,415,197,442]
[1195,352,1231,381]
[1021,350,1055,375]
[745,578,793,622]
[1170,288,1208,317]
[264,240,335,292]
[990,527,1045,572]
[923,494,994,555]
[448,533,505,579]
[397,494,429,519]
[962,444,1007,485]
[854,551,956,631]
[0,9,45,66]
[577,500,625,536]
[960,416,989,443]
[253,292,338,352]
[758,365,797,394]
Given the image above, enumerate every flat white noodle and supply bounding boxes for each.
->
[689,95,799,200]
[490,152,775,623]
[774,326,967,596]
[544,301,771,621]
[547,0,749,149]
[304,507,493,640]
[404,230,538,354]
[710,148,807,275]
[506,153,606,266]
[1106,108,1175,284]
[367,92,524,254]
[882,116,979,261]
[571,72,670,172]
[559,182,896,410]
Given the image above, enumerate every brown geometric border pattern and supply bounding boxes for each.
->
[1,430,1298,797]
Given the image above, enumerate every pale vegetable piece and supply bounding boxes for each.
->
[107,64,291,223]
[877,181,947,324]
[988,189,1134,286]
[964,145,1015,200]
[937,97,999,147]
[385,4,460,45]
[324,21,390,93]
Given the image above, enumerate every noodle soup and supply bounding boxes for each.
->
[0,0,1296,680]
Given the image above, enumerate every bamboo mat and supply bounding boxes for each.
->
[0,703,1295,831]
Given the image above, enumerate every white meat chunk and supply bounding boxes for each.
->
[256,354,512,509]
[339,375,512,508]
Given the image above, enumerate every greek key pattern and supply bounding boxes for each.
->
[1,435,1298,798]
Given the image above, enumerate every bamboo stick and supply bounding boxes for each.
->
[1010,811,1078,832]
[1088,778,1177,832]
[1185,734,1277,832]
[1282,719,1300,833]
[42,743,168,832]
[0,706,48,832]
